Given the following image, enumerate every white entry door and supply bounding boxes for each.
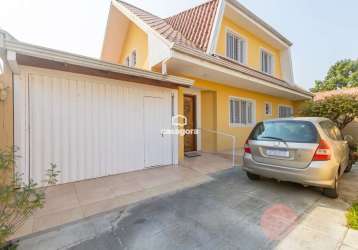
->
[143,96,172,167]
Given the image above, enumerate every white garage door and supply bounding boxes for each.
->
[14,68,177,185]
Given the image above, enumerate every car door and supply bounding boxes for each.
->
[332,125,350,170]
[320,121,350,171]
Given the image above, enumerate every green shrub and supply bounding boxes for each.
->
[0,149,59,248]
[347,203,358,230]
[298,95,358,130]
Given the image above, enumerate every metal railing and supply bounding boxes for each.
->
[198,128,241,167]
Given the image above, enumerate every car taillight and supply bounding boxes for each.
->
[312,140,331,161]
[244,139,251,154]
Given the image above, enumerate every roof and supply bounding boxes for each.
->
[165,0,219,51]
[225,0,292,46]
[0,31,194,88]
[314,88,358,101]
[114,0,311,97]
[116,0,197,49]
[172,43,313,96]
[117,0,292,51]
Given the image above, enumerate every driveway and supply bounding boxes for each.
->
[18,166,358,250]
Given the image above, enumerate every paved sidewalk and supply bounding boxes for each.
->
[11,153,232,240]
[15,164,358,250]
[277,164,358,250]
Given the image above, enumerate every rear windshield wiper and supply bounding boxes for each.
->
[260,136,286,142]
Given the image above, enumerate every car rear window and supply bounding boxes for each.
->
[249,120,318,143]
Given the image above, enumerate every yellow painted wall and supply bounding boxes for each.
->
[216,17,282,79]
[178,87,185,160]
[200,78,293,150]
[177,77,294,159]
[201,91,217,152]
[0,59,14,183]
[119,22,149,70]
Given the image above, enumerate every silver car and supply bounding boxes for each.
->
[243,117,351,198]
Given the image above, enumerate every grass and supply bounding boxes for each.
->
[347,203,358,230]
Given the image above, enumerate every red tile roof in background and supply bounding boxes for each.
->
[314,88,358,101]
[165,0,219,51]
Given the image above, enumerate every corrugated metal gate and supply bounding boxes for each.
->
[14,67,177,185]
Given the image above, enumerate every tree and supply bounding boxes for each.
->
[0,149,59,248]
[298,94,358,130]
[311,59,358,92]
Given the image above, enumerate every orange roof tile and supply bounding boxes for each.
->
[117,1,199,49]
[314,88,358,101]
[165,0,219,51]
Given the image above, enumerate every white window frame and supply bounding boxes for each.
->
[225,28,247,65]
[0,58,4,75]
[278,104,293,118]
[264,102,273,116]
[260,48,274,75]
[124,56,130,67]
[229,96,256,127]
[130,49,137,67]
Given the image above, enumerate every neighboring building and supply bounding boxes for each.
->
[314,87,358,101]
[314,88,358,144]
[102,0,312,160]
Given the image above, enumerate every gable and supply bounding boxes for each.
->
[119,22,149,69]
[101,4,130,63]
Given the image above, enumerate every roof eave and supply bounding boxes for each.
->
[0,37,193,87]
[171,44,312,98]
[225,0,292,47]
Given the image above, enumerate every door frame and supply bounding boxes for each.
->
[184,94,197,152]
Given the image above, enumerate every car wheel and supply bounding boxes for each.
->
[345,161,353,173]
[246,171,260,181]
[323,175,339,199]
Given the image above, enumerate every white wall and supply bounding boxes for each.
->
[14,66,178,185]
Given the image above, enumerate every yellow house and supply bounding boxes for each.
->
[0,0,313,187]
[102,0,313,161]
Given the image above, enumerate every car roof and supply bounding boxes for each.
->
[264,117,330,123]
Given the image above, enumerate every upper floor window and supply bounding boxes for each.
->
[226,31,246,64]
[264,102,272,116]
[230,97,255,126]
[131,50,137,67]
[260,49,274,75]
[124,50,137,67]
[125,56,130,67]
[278,105,293,118]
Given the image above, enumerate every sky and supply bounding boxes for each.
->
[0,0,357,90]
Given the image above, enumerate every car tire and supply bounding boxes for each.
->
[246,172,260,181]
[345,161,353,173]
[323,175,339,199]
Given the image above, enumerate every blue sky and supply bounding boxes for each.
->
[0,0,357,90]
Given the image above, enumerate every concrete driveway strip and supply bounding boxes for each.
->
[18,166,357,250]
